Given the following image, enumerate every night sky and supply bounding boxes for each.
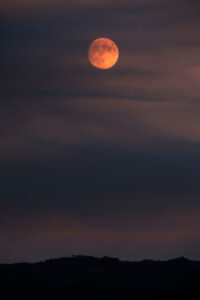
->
[1,0,200,263]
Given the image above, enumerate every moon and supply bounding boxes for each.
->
[88,38,119,70]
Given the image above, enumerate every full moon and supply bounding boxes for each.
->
[88,38,119,70]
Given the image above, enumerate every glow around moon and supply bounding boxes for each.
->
[88,38,119,70]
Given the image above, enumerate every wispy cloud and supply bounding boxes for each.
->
[1,0,200,261]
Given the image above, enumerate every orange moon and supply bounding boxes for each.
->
[88,38,119,70]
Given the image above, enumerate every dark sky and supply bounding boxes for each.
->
[1,0,200,262]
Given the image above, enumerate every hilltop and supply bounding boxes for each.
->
[1,256,200,299]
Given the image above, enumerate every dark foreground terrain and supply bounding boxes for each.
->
[1,256,200,299]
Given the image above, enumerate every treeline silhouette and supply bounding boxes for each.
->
[1,255,200,299]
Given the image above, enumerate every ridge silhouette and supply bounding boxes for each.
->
[1,256,200,299]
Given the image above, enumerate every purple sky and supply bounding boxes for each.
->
[1,0,200,262]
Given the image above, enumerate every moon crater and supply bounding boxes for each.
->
[88,38,119,70]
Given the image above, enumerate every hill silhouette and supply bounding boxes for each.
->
[1,256,200,299]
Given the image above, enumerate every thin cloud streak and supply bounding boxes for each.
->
[1,0,200,261]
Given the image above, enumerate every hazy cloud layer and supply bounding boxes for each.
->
[1,0,200,261]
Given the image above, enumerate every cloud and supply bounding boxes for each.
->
[1,209,200,262]
[1,96,200,165]
[1,0,200,261]
[0,0,117,14]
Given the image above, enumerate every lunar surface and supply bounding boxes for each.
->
[88,38,119,69]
